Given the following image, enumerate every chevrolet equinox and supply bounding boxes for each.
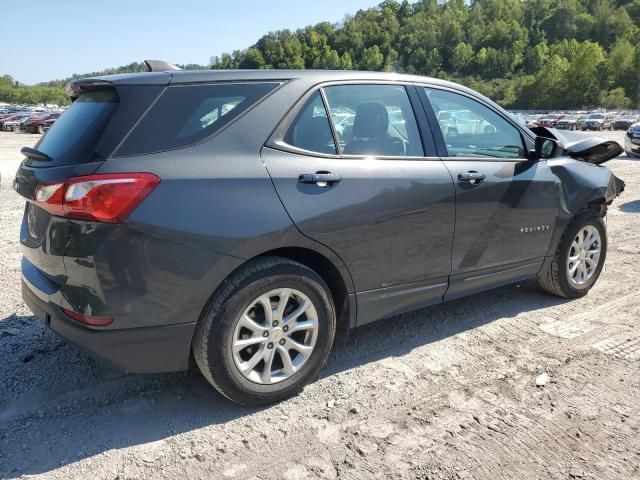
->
[15,62,624,405]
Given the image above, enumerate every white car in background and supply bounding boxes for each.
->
[624,122,640,158]
[437,109,496,137]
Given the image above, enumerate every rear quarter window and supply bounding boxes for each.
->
[115,82,279,157]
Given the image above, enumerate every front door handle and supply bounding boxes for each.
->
[458,171,486,185]
[299,172,342,187]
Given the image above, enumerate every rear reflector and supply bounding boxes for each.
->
[62,308,113,326]
[34,173,160,223]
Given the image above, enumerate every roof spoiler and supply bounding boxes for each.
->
[65,79,114,101]
[144,60,182,72]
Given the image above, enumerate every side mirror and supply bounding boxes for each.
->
[529,136,558,161]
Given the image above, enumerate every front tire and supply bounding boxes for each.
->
[538,210,607,298]
[193,257,336,405]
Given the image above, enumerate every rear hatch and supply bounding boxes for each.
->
[14,77,168,282]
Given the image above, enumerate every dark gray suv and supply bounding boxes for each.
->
[15,64,624,405]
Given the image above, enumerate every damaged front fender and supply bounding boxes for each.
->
[529,126,625,214]
[547,158,625,216]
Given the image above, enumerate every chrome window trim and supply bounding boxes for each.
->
[415,83,536,162]
[266,80,432,161]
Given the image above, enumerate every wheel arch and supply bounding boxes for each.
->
[192,244,356,355]
[254,246,355,338]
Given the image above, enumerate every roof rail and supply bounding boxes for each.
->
[144,60,182,72]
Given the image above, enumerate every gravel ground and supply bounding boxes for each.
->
[0,130,638,480]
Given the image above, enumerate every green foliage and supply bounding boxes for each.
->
[600,87,632,108]
[3,0,640,108]
[0,75,68,106]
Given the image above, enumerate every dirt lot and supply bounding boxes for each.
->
[0,130,638,480]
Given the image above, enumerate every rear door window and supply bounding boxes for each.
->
[323,84,424,157]
[33,89,118,165]
[116,82,279,157]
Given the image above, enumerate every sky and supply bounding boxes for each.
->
[0,0,381,85]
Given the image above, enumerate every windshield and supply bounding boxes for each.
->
[587,114,604,119]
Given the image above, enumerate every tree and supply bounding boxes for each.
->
[600,87,632,109]
[451,42,474,75]
[360,45,384,70]
[239,48,266,69]
[4,0,640,108]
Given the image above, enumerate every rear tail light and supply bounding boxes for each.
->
[62,308,113,326]
[34,173,160,223]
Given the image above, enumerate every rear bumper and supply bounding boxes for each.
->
[21,275,196,374]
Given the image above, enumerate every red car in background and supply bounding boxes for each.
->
[21,113,61,133]
[0,113,37,131]
[538,114,565,128]
[42,117,58,132]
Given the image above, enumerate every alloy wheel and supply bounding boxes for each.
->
[567,225,601,287]
[231,288,319,384]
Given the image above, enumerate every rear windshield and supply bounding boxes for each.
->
[34,90,118,164]
[115,82,279,157]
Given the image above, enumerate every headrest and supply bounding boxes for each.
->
[352,102,389,138]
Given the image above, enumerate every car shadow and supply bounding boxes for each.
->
[618,199,640,213]
[0,282,567,477]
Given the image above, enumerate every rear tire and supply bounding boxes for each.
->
[192,256,336,405]
[538,210,607,299]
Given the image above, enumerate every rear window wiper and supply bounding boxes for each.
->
[21,147,52,162]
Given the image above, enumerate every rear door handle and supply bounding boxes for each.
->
[458,171,486,184]
[299,172,342,187]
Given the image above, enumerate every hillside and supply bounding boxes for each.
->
[2,0,639,108]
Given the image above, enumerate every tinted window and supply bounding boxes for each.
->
[34,89,118,165]
[283,91,336,155]
[116,82,278,157]
[323,85,424,157]
[425,88,525,159]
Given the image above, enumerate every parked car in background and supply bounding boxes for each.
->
[583,113,614,131]
[524,115,541,128]
[41,118,57,132]
[1,113,36,132]
[556,116,578,130]
[613,115,639,131]
[625,122,640,158]
[21,113,61,134]
[15,65,625,405]
[576,114,588,130]
[437,109,496,136]
[538,115,563,128]
[509,112,527,126]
